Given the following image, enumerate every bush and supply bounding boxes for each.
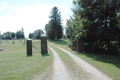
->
[68,40,77,51]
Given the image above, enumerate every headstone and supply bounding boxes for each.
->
[23,39,25,45]
[26,39,32,56]
[0,39,1,44]
[41,34,48,55]
[3,44,5,47]
[20,39,22,43]
[0,37,1,44]
[12,40,14,44]
[55,36,57,40]
[0,48,4,51]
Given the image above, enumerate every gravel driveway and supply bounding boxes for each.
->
[49,43,112,80]
[48,45,71,80]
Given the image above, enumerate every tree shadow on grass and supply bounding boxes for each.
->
[42,53,50,57]
[48,39,68,45]
[76,52,120,69]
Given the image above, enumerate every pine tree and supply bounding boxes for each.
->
[46,6,63,40]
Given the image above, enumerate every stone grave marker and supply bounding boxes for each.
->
[23,39,25,45]
[20,39,22,43]
[0,38,1,44]
[12,39,14,44]
[0,40,1,44]
[0,48,4,51]
[55,36,57,40]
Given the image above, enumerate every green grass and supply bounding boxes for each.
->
[48,39,120,80]
[0,40,53,80]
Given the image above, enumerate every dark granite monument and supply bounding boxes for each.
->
[41,34,48,55]
[26,39,32,56]
[0,38,1,44]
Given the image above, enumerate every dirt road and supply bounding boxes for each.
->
[48,45,71,80]
[48,43,112,80]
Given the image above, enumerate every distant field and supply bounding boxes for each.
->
[0,40,53,80]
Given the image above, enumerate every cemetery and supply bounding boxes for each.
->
[0,38,53,80]
[0,0,120,80]
[0,35,119,80]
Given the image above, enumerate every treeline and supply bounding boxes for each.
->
[66,0,120,54]
[29,29,44,39]
[1,28,25,39]
[45,6,63,40]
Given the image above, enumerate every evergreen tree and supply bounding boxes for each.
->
[11,32,15,39]
[46,6,63,40]
[29,33,34,39]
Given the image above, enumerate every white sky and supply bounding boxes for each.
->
[0,0,73,38]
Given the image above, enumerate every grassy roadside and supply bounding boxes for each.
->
[0,40,53,80]
[48,39,120,80]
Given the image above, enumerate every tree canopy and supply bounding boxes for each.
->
[28,29,44,39]
[1,32,12,39]
[66,0,120,53]
[1,28,25,39]
[16,28,25,39]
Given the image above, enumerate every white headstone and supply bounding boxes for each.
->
[55,36,57,40]
[20,39,22,42]
[13,40,14,44]
[23,39,25,45]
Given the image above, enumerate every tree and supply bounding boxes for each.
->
[1,32,12,39]
[67,0,120,53]
[16,30,22,39]
[33,29,44,39]
[21,27,25,39]
[29,33,34,39]
[45,24,48,32]
[16,28,25,39]
[46,6,63,40]
[11,32,15,39]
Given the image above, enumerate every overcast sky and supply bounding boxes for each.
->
[0,0,73,38]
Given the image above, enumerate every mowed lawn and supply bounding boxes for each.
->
[48,39,120,80]
[0,40,53,80]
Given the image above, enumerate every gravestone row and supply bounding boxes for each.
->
[12,39,25,45]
